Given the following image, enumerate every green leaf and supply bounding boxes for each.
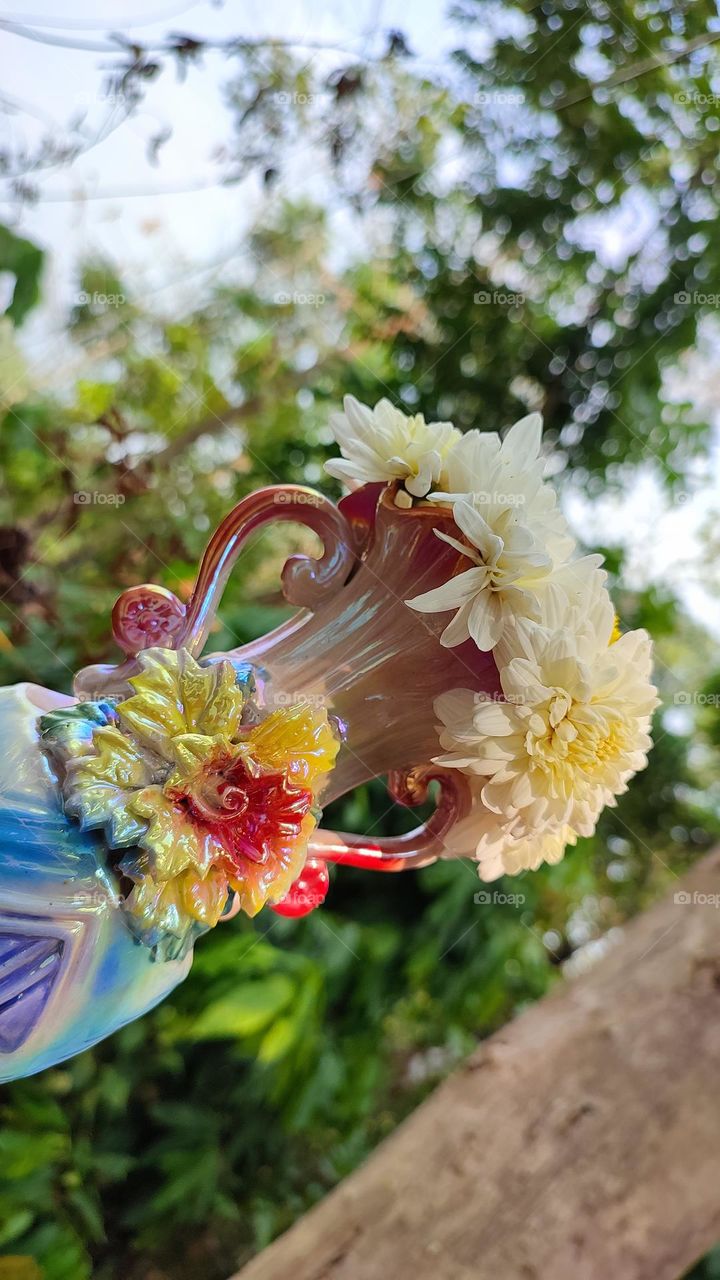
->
[0,226,44,325]
[19,1222,90,1280]
[0,1131,67,1179]
[257,1015,299,1063]
[0,1210,35,1248]
[73,381,116,421]
[178,974,296,1041]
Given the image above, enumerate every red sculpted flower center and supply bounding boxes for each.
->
[169,755,254,825]
[168,754,315,871]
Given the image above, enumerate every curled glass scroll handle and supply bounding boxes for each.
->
[310,765,472,872]
[112,484,358,658]
[74,485,359,701]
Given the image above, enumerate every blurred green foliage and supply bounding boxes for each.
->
[2,1,720,1276]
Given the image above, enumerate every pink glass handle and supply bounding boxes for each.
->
[308,765,472,873]
[111,485,358,658]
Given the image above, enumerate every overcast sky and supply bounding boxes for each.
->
[0,0,453,298]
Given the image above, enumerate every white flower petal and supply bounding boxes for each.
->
[434,528,480,563]
[434,589,657,859]
[471,701,518,736]
[453,500,503,564]
[435,688,478,728]
[468,591,504,651]
[406,566,486,613]
[502,412,543,464]
[440,599,475,647]
[343,395,377,438]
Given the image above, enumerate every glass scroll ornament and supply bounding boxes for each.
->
[0,402,657,1080]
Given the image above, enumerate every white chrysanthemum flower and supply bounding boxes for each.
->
[434,617,658,858]
[324,395,460,498]
[475,822,578,882]
[493,557,612,670]
[406,499,555,650]
[438,749,580,880]
[433,413,575,563]
[488,824,577,880]
[407,413,586,650]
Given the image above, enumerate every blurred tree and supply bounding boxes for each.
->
[5,0,720,482]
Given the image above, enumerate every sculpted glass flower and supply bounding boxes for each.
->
[41,649,339,958]
[325,395,460,498]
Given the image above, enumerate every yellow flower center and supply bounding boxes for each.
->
[525,701,631,789]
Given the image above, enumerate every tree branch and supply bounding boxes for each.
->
[153,398,263,465]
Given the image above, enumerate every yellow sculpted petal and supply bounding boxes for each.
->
[124,864,230,939]
[127,785,225,879]
[62,725,155,843]
[177,865,230,926]
[227,813,316,917]
[117,648,247,761]
[72,724,156,789]
[165,731,247,775]
[248,702,339,791]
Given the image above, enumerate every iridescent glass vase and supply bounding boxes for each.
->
[0,481,500,1080]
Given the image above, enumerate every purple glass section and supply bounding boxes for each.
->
[0,932,64,1052]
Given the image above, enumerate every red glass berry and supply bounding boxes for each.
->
[270,857,330,918]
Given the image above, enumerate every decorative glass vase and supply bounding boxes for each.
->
[0,480,502,1079]
[78,481,502,871]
